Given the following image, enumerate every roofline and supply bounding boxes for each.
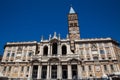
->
[75,38,119,45]
[4,41,37,49]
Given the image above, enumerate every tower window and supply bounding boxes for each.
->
[74,23,77,27]
[52,43,57,55]
[70,23,73,27]
[43,46,48,56]
[62,45,67,55]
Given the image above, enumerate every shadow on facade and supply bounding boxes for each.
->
[0,77,8,80]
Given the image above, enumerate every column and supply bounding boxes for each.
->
[9,66,13,77]
[97,43,102,60]
[24,66,26,78]
[37,65,41,79]
[40,45,43,56]
[5,66,8,76]
[86,65,89,78]
[108,65,111,73]
[77,64,81,79]
[29,66,32,78]
[101,65,104,75]
[58,43,61,56]
[92,65,95,77]
[83,48,87,60]
[26,50,29,61]
[68,64,72,79]
[47,65,50,79]
[114,64,120,72]
[48,44,51,56]
[89,47,93,60]
[50,44,52,56]
[117,64,120,72]
[103,44,108,59]
[57,64,62,79]
[111,45,116,59]
[18,66,20,78]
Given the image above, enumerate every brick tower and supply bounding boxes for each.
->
[68,6,80,53]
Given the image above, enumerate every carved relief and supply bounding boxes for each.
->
[91,44,97,50]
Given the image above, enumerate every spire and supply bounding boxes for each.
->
[69,6,75,14]
[53,32,57,39]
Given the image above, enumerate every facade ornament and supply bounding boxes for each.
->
[49,34,52,40]
[53,32,57,39]
[41,35,43,42]
[66,34,69,39]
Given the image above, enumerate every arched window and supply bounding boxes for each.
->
[62,45,67,55]
[28,52,32,57]
[43,46,48,56]
[52,43,57,55]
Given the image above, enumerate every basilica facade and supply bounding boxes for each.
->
[0,7,120,80]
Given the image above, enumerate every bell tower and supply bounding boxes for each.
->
[68,6,80,53]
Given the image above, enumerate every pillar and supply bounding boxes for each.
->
[117,64,120,72]
[24,66,26,78]
[29,66,32,78]
[18,66,20,78]
[68,64,72,79]
[47,65,50,79]
[37,65,41,79]
[58,43,61,56]
[57,64,62,79]
[77,64,81,79]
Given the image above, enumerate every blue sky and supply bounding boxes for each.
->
[0,0,120,55]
